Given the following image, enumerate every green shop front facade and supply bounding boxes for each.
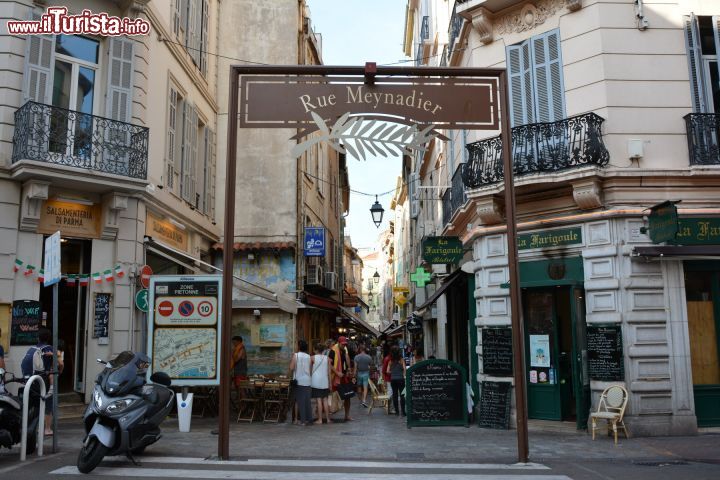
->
[473,215,702,436]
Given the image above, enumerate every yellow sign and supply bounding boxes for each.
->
[395,295,408,306]
[392,286,409,293]
[38,200,101,238]
[146,211,188,251]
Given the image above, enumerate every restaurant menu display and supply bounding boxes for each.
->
[587,326,624,381]
[406,360,468,427]
[478,381,511,430]
[481,328,513,376]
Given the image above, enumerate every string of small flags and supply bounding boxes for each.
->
[12,258,125,286]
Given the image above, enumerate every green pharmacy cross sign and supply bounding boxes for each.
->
[411,267,432,287]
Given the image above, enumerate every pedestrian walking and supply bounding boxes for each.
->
[289,340,313,426]
[381,343,393,412]
[353,345,372,407]
[329,336,353,422]
[311,342,331,424]
[386,346,406,417]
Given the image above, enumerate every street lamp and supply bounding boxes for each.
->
[370,195,384,228]
[373,270,380,285]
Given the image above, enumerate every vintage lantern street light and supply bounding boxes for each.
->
[370,195,384,228]
[373,270,380,284]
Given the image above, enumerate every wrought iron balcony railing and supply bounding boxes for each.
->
[448,2,463,58]
[415,42,424,67]
[442,165,469,226]
[12,101,149,180]
[420,15,430,42]
[442,187,452,226]
[462,112,609,189]
[684,113,720,166]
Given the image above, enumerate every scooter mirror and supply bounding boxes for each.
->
[0,367,5,376]
[96,358,105,364]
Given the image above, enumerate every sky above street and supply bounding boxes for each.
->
[306,0,408,250]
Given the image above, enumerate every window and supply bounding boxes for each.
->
[318,142,326,197]
[685,15,720,113]
[173,0,210,76]
[506,29,565,127]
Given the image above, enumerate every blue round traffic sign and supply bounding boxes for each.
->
[178,300,194,317]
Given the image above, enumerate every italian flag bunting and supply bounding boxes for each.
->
[104,269,114,282]
[24,264,36,276]
[79,275,90,287]
[13,259,23,273]
[114,264,124,279]
[37,269,45,283]
[92,272,102,284]
[66,274,77,287]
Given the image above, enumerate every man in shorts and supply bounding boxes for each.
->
[353,345,372,407]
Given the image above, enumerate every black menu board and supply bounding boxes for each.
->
[406,360,468,427]
[478,381,511,429]
[587,325,624,381]
[93,293,111,338]
[482,328,513,376]
[10,300,41,345]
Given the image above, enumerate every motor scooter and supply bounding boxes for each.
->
[0,368,42,454]
[77,351,173,474]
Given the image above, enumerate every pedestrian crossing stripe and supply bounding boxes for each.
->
[51,465,573,480]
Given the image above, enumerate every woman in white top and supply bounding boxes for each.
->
[310,342,332,424]
[289,340,313,425]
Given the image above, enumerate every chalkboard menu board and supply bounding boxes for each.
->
[11,300,41,345]
[406,359,467,427]
[478,381,511,430]
[587,325,624,381]
[93,293,111,338]
[482,328,513,376]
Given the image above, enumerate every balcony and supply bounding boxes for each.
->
[12,101,149,181]
[420,15,430,42]
[442,188,452,226]
[462,113,609,189]
[685,113,720,166]
[448,2,464,58]
[442,166,469,226]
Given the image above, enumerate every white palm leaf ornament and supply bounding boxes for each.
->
[291,112,437,160]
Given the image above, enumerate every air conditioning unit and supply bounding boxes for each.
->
[324,271,338,291]
[306,265,323,285]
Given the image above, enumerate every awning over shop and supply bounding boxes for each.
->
[382,322,405,338]
[339,306,380,337]
[415,268,464,314]
[633,245,720,259]
[304,292,339,312]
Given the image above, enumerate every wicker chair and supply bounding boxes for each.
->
[367,379,390,415]
[590,385,630,445]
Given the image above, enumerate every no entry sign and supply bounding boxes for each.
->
[139,264,153,288]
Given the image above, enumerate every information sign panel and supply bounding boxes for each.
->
[406,359,467,427]
[147,275,222,386]
[43,231,61,287]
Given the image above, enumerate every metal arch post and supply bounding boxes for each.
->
[20,374,46,461]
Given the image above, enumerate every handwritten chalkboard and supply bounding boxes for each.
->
[406,359,467,427]
[478,381,511,429]
[482,328,513,376]
[11,300,41,345]
[93,293,111,339]
[587,326,624,381]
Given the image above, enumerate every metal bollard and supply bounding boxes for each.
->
[20,375,46,461]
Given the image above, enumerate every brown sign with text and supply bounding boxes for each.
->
[146,211,188,251]
[38,200,101,238]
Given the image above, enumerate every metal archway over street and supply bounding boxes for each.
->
[219,64,527,464]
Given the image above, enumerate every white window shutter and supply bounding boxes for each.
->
[189,106,198,205]
[179,0,188,43]
[173,0,182,37]
[23,13,55,104]
[684,15,707,113]
[200,0,209,76]
[210,129,216,219]
[410,172,420,219]
[106,36,134,122]
[166,86,178,189]
[531,30,565,123]
[204,129,215,216]
[181,101,191,201]
[507,41,534,127]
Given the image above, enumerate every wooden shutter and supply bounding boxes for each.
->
[181,102,198,203]
[409,172,419,219]
[685,15,707,113]
[173,0,182,37]
[204,129,215,216]
[106,36,134,122]
[531,29,565,123]
[23,13,55,103]
[166,86,178,189]
[200,0,209,76]
[187,0,201,67]
[507,40,534,127]
[209,128,216,219]
[179,0,188,44]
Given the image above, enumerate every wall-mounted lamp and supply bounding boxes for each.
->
[168,217,186,230]
[54,195,94,206]
[253,309,261,320]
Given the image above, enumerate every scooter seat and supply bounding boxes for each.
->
[0,396,21,410]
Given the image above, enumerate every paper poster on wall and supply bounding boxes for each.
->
[529,334,550,368]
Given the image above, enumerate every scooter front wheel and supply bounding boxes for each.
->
[77,437,109,474]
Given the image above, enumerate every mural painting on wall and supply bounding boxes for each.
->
[232,315,293,376]
[232,251,296,301]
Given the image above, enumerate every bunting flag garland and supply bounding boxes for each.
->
[12,258,130,286]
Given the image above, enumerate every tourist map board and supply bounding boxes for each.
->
[147,275,222,386]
